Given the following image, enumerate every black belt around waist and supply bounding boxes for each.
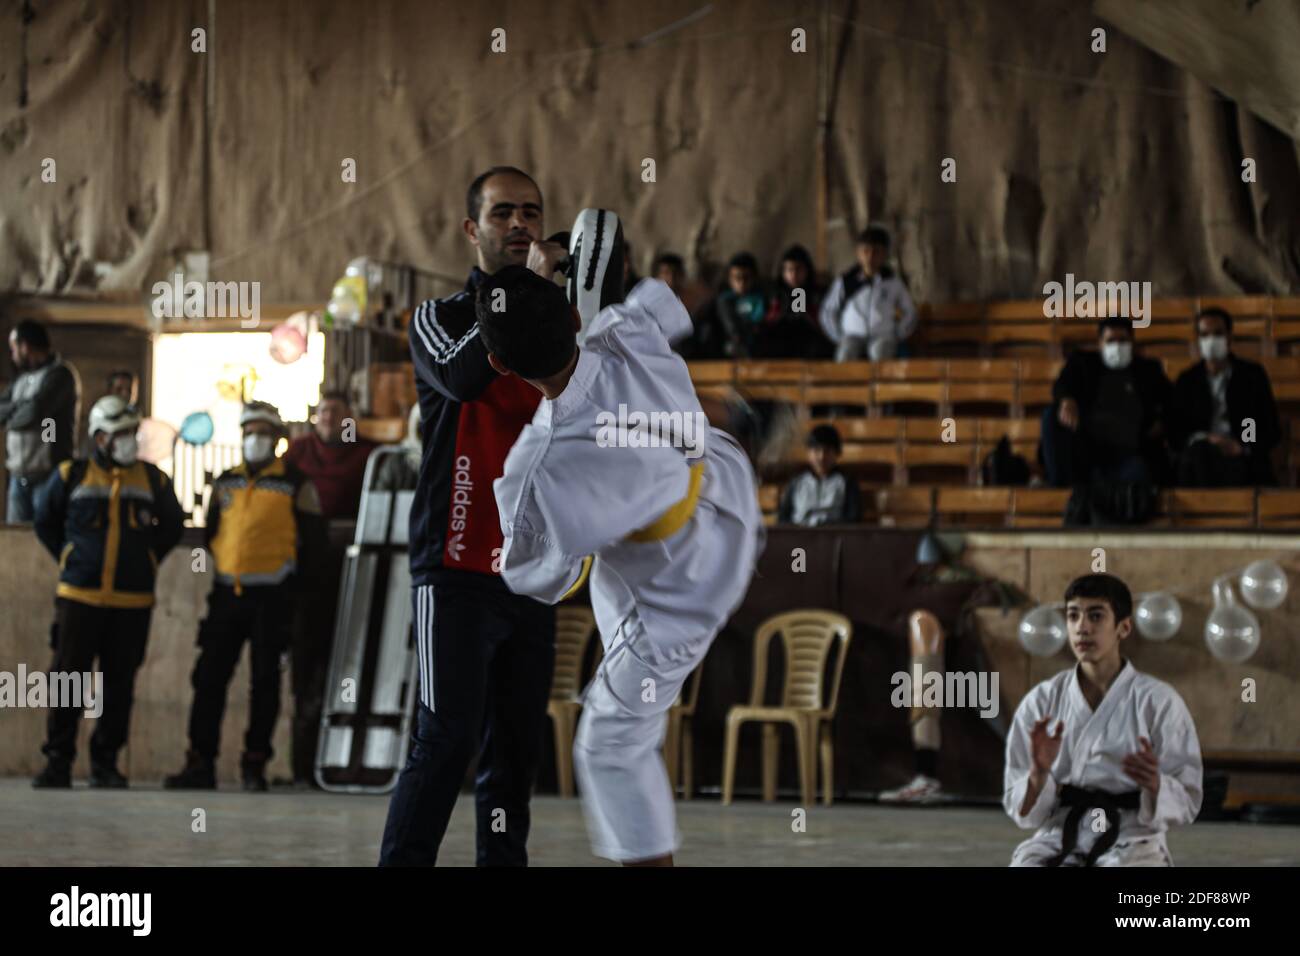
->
[1045,784,1142,867]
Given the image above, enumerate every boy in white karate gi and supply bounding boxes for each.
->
[1004,573,1203,866]
[479,265,763,866]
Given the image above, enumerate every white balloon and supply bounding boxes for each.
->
[1018,605,1067,657]
[1240,560,1288,611]
[1205,605,1261,663]
[1135,592,1182,641]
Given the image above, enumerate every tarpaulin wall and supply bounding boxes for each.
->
[1,0,1298,305]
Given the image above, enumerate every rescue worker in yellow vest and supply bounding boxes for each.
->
[165,401,326,792]
[31,395,185,788]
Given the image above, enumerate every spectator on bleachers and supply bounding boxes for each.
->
[1167,307,1280,487]
[819,226,917,362]
[1039,318,1173,488]
[653,253,686,300]
[685,252,768,359]
[754,244,834,359]
[778,424,863,526]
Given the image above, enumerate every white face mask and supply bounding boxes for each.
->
[1101,341,1133,370]
[243,433,276,464]
[110,433,138,467]
[1199,335,1229,362]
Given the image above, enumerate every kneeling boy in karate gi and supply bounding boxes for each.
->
[1004,573,1203,866]
[479,265,763,865]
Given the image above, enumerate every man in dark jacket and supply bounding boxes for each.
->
[1039,317,1173,487]
[1168,307,1280,486]
[32,396,184,788]
[1,320,81,522]
[379,166,559,867]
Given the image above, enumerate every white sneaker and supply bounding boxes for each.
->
[879,774,943,804]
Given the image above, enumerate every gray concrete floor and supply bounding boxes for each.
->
[1,778,1295,866]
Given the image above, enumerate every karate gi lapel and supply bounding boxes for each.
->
[1070,660,1137,784]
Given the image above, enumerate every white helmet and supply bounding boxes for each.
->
[88,395,141,439]
[240,400,285,433]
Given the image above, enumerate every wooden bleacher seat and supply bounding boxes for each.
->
[875,486,935,527]
[1256,489,1300,528]
[919,303,985,353]
[1164,489,1256,528]
[1272,297,1300,355]
[1010,488,1069,527]
[1017,359,1062,413]
[804,384,871,413]
[936,487,1011,527]
[734,360,806,403]
[986,302,1055,357]
[811,416,901,443]
[872,381,945,414]
[839,443,902,484]
[977,417,1041,461]
[901,443,975,485]
[804,360,873,383]
[947,380,1018,415]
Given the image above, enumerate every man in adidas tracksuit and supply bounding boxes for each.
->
[379,166,567,866]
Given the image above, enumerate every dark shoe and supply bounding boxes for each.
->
[32,758,72,789]
[240,752,269,793]
[164,750,216,790]
[89,762,129,789]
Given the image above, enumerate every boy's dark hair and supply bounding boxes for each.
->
[807,423,843,453]
[107,369,135,385]
[1196,306,1233,335]
[1063,573,1133,624]
[1097,316,1134,338]
[12,319,50,350]
[727,252,758,274]
[466,166,541,221]
[856,226,891,249]
[781,244,814,272]
[475,265,576,380]
[653,253,685,274]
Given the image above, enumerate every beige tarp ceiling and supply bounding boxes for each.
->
[1,0,1297,305]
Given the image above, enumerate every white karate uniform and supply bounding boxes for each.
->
[1003,660,1203,867]
[494,277,764,861]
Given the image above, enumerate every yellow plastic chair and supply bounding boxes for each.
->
[722,610,853,807]
[664,663,705,800]
[548,606,599,797]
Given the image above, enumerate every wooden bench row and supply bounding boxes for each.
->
[757,486,1300,529]
[913,295,1300,357]
[690,357,1300,417]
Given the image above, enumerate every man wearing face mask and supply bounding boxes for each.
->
[1040,317,1173,488]
[1167,307,1280,486]
[166,401,327,792]
[31,396,185,788]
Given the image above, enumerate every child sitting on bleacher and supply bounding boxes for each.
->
[778,424,863,526]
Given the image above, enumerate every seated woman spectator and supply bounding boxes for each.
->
[1167,307,1280,486]
[778,424,863,526]
[753,244,834,359]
